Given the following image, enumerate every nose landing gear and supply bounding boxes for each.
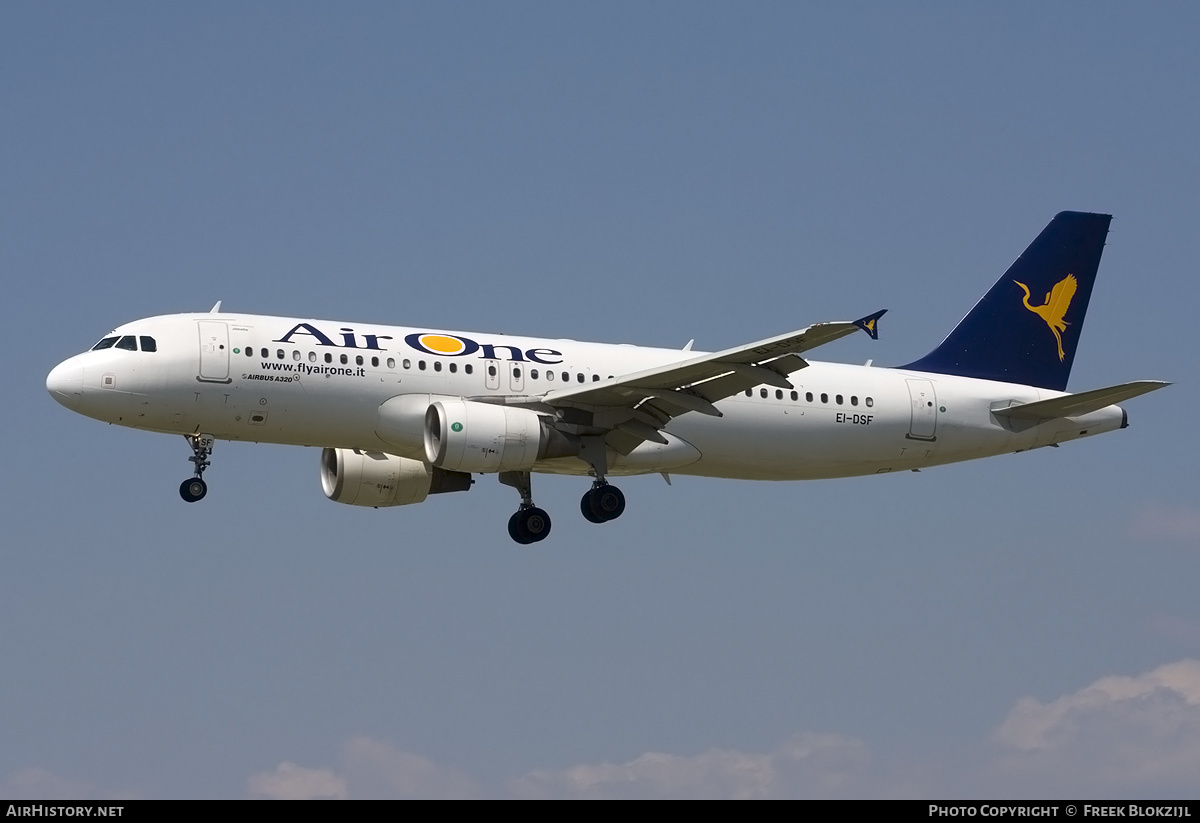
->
[179,434,214,503]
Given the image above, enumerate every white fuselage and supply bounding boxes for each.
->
[46,312,1126,481]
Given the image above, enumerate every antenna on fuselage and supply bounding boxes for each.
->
[209,301,222,313]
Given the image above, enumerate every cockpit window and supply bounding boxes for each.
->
[139,336,157,352]
[115,335,138,351]
[92,337,119,350]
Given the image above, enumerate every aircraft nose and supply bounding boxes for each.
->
[46,358,84,408]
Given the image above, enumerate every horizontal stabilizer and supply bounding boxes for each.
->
[992,380,1170,420]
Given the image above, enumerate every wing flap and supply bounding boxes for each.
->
[992,380,1170,420]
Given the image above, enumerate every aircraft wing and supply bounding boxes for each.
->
[991,380,1170,421]
[534,310,885,454]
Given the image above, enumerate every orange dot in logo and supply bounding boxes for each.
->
[420,335,466,355]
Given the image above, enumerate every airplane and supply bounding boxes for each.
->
[46,212,1168,544]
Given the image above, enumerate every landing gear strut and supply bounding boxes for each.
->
[581,481,626,523]
[499,471,551,544]
[577,435,626,525]
[179,433,214,503]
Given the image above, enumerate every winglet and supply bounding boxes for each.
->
[854,309,887,340]
[209,301,223,314]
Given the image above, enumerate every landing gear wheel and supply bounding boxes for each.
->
[581,493,606,524]
[179,477,207,503]
[508,507,552,544]
[582,484,626,523]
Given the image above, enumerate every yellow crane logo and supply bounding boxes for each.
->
[1015,275,1077,361]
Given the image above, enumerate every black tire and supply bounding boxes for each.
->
[179,477,207,503]
[508,511,532,544]
[585,484,626,522]
[581,490,606,523]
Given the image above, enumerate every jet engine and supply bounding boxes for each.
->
[320,447,471,507]
[424,399,577,473]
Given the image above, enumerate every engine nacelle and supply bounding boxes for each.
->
[424,399,575,473]
[376,393,456,458]
[320,448,471,507]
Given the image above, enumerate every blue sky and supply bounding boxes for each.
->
[3,2,1198,798]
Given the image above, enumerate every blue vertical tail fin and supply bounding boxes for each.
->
[899,211,1112,391]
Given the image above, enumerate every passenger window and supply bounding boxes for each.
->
[371,356,379,367]
[276,350,284,359]
[261,348,268,358]
[851,396,858,406]
[309,351,317,362]
[419,361,427,371]
[465,364,473,375]
[449,363,456,373]
[139,336,157,352]
[806,392,813,402]
[530,369,538,380]
[577,373,584,383]
[403,359,411,369]
[324,353,332,363]
[562,372,569,382]
[293,350,301,361]
[92,337,118,350]
[433,360,441,371]
[546,371,554,381]
[745,389,751,397]
[760,388,768,398]
[487,365,496,377]
[512,367,521,379]
[593,374,600,382]
[340,354,348,365]
[356,355,364,366]
[116,335,137,351]
[387,358,396,369]
[836,394,843,405]
[790,391,798,401]
[821,393,828,403]
[866,397,874,407]
[246,347,254,358]
[776,390,783,399]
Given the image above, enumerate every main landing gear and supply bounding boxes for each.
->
[577,434,626,525]
[498,473,628,543]
[179,433,214,503]
[499,471,552,545]
[581,481,626,524]
[498,434,631,543]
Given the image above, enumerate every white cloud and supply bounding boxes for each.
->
[341,735,476,799]
[245,661,1200,800]
[988,659,1200,795]
[246,736,476,800]
[509,733,878,799]
[247,762,347,800]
